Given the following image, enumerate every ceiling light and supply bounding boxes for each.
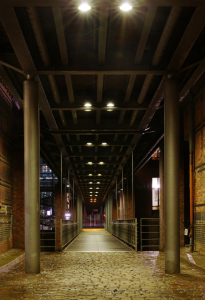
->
[84,102,92,107]
[96,187,99,189]
[97,182,100,184]
[98,174,102,176]
[99,162,104,165]
[86,143,93,146]
[88,161,93,165]
[107,102,114,107]
[120,2,132,11]
[78,2,91,11]
[95,192,98,193]
[90,191,93,193]
[89,182,93,184]
[89,187,93,189]
[89,174,93,176]
[102,142,107,146]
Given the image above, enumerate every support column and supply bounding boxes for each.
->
[24,75,40,274]
[108,190,113,233]
[164,77,180,274]
[77,189,82,233]
[159,146,165,251]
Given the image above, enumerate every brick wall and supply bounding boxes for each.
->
[12,140,24,249]
[0,92,13,254]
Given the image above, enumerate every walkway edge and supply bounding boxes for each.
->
[0,254,25,273]
[180,256,205,273]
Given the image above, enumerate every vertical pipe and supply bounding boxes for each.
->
[164,76,180,274]
[73,179,74,220]
[189,95,194,252]
[61,150,62,219]
[116,179,118,219]
[132,150,134,218]
[122,168,124,219]
[24,75,40,274]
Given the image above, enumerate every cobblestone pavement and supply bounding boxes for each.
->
[0,250,205,300]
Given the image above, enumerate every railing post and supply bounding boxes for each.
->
[135,218,137,251]
[140,218,142,251]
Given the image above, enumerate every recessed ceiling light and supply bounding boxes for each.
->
[90,191,93,193]
[97,182,100,184]
[89,182,93,184]
[84,102,92,107]
[102,142,107,146]
[89,187,93,189]
[86,143,93,146]
[98,174,102,176]
[120,2,132,11]
[96,187,99,189]
[107,102,114,107]
[99,162,104,165]
[78,2,91,11]
[95,191,98,193]
[89,174,93,176]
[88,161,93,165]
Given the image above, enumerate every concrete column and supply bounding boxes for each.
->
[164,77,180,274]
[108,190,113,233]
[105,197,108,231]
[77,189,82,233]
[24,75,40,274]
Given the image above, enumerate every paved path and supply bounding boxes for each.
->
[0,231,205,299]
[66,230,132,252]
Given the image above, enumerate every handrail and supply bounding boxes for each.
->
[111,218,137,250]
[140,218,159,251]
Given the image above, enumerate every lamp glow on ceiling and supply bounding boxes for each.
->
[102,142,107,146]
[88,161,93,165]
[78,2,91,11]
[97,182,100,184]
[107,102,114,107]
[99,162,104,165]
[89,182,93,184]
[120,2,132,11]
[98,174,102,176]
[89,174,93,176]
[87,143,93,146]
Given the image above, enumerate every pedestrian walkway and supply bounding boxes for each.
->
[0,231,205,299]
[66,229,132,252]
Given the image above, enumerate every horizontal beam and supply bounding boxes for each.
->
[53,130,146,134]
[37,69,165,76]
[51,105,150,111]
[8,0,205,7]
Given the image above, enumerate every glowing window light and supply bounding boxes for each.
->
[78,3,91,11]
[120,2,132,11]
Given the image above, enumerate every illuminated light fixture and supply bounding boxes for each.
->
[95,191,98,193]
[89,182,93,184]
[84,102,92,107]
[102,142,107,146]
[90,191,93,193]
[89,173,93,176]
[89,187,93,189]
[66,184,69,187]
[88,161,93,165]
[97,182,100,184]
[94,198,96,201]
[99,162,104,165]
[78,2,91,11]
[96,187,99,189]
[107,102,114,107]
[86,142,93,146]
[97,174,102,176]
[120,2,132,11]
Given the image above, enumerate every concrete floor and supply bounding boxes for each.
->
[0,230,205,299]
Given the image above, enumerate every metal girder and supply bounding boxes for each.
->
[98,6,109,65]
[52,7,68,65]
[134,6,157,65]
[37,69,165,75]
[52,129,145,134]
[50,105,149,110]
[6,0,205,7]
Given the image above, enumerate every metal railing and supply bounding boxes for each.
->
[40,219,56,251]
[111,218,137,250]
[140,218,159,251]
[61,220,78,249]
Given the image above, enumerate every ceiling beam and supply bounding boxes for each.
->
[98,6,109,65]
[134,6,157,64]
[7,1,205,7]
[50,105,150,110]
